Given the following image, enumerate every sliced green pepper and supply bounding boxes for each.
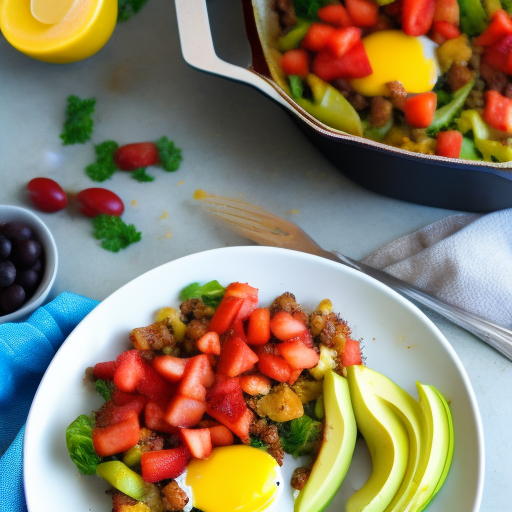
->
[96,461,147,501]
[297,74,363,137]
[278,19,312,52]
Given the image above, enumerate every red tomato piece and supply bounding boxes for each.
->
[76,188,125,217]
[216,335,259,377]
[137,361,175,402]
[318,4,354,27]
[277,340,320,369]
[301,23,336,52]
[312,42,372,81]
[180,428,212,459]
[342,338,363,367]
[257,353,292,382]
[436,130,463,158]
[114,142,160,171]
[402,0,436,36]
[165,394,208,428]
[153,355,189,383]
[345,0,379,27]
[433,0,459,25]
[141,446,191,483]
[239,373,272,396]
[246,308,271,345]
[113,350,145,393]
[288,368,303,386]
[404,92,437,128]
[93,360,116,380]
[178,354,215,401]
[92,411,140,457]
[197,331,221,355]
[326,26,362,58]
[281,48,310,78]
[269,311,309,341]
[475,9,512,47]
[208,296,245,334]
[26,177,68,213]
[483,34,512,74]
[209,425,235,447]
[483,90,512,132]
[430,20,460,44]
[144,402,181,434]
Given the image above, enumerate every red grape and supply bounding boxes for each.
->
[76,188,125,217]
[27,177,68,213]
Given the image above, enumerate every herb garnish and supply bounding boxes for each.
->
[60,95,96,145]
[92,214,142,252]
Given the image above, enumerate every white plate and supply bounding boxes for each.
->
[24,246,484,512]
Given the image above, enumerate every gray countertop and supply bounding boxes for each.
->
[1,0,510,510]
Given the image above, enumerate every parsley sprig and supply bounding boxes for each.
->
[60,95,96,145]
[92,215,141,252]
[86,141,119,182]
[118,0,149,22]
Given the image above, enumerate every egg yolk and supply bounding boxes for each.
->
[350,30,438,97]
[185,445,280,512]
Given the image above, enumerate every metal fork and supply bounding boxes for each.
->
[196,192,512,361]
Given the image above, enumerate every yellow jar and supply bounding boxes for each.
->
[0,0,117,63]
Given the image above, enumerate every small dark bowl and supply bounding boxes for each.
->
[0,206,58,324]
[175,0,512,213]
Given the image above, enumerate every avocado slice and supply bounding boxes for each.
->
[294,370,357,512]
[96,460,147,501]
[346,365,411,512]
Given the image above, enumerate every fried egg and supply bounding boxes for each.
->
[176,445,285,512]
[350,30,439,97]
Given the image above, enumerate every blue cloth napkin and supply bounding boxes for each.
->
[0,293,99,512]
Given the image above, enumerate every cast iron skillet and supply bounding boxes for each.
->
[174,0,512,212]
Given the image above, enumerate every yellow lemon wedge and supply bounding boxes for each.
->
[0,0,117,63]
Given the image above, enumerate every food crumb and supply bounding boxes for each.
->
[131,200,137,207]
[398,335,405,342]
[160,210,168,220]
[193,189,207,200]
[176,180,184,186]
[288,209,299,214]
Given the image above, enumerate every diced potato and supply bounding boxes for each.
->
[309,345,338,380]
[292,377,323,404]
[437,35,472,74]
[156,307,187,342]
[256,383,304,422]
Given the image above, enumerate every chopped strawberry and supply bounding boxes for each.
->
[277,340,320,369]
[302,23,336,52]
[208,296,244,334]
[288,368,303,385]
[281,48,310,78]
[141,446,191,483]
[197,331,221,355]
[95,398,146,428]
[137,360,175,402]
[269,311,309,341]
[216,335,259,377]
[209,425,235,447]
[345,0,379,27]
[180,428,212,459]
[93,360,116,380]
[144,402,181,434]
[404,92,437,128]
[318,4,354,27]
[312,42,372,81]
[483,90,512,132]
[111,390,148,409]
[246,308,271,345]
[430,20,460,44]
[153,355,189,383]
[326,26,362,58]
[402,0,436,35]
[113,350,145,393]
[114,142,159,171]
[239,373,272,396]
[436,130,463,158]
[484,34,512,75]
[92,411,140,457]
[474,9,512,47]
[433,0,459,25]
[225,282,259,323]
[342,338,363,366]
[257,353,292,382]
[287,329,314,348]
[178,354,215,401]
[165,394,208,428]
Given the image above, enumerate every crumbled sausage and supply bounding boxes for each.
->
[448,63,474,92]
[180,298,214,320]
[185,317,210,341]
[273,0,297,28]
[108,489,141,512]
[479,58,507,93]
[291,465,312,490]
[347,92,368,111]
[386,81,408,110]
[161,481,189,511]
[312,311,351,354]
[269,292,308,326]
[130,322,174,351]
[250,419,285,466]
[139,427,165,453]
[370,96,394,127]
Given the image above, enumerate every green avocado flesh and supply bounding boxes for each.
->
[294,370,357,512]
[345,365,453,512]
